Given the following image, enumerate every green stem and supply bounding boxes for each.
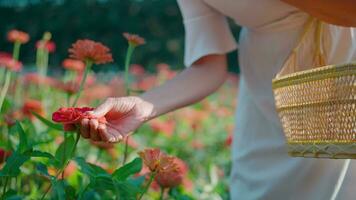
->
[122,137,129,165]
[72,60,92,107]
[40,132,81,200]
[61,132,68,180]
[0,70,12,111]
[138,172,156,200]
[159,187,165,200]
[121,44,135,166]
[1,177,9,199]
[124,44,135,96]
[12,42,21,61]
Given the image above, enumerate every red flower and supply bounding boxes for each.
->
[36,40,56,53]
[225,133,233,147]
[62,59,85,72]
[138,148,175,173]
[22,99,44,119]
[0,53,22,72]
[52,107,94,124]
[68,39,113,64]
[0,148,12,164]
[123,33,145,46]
[7,29,30,44]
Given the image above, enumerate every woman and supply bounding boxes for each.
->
[80,1,356,199]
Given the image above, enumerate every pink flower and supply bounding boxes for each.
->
[36,40,56,53]
[138,148,175,173]
[7,29,29,44]
[0,53,22,72]
[129,64,145,76]
[62,59,85,72]
[123,33,146,46]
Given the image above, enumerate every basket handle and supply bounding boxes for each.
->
[276,17,326,77]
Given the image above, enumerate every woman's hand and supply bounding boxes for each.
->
[79,96,154,143]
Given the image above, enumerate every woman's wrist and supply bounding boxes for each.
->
[136,95,157,122]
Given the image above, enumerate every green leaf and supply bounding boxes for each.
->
[74,157,109,178]
[1,97,12,114]
[113,181,142,199]
[28,150,55,160]
[51,179,66,200]
[2,189,23,200]
[112,158,142,181]
[16,121,30,153]
[0,152,30,177]
[32,112,63,131]
[54,135,75,168]
[169,188,194,200]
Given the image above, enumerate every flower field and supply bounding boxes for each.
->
[0,30,237,200]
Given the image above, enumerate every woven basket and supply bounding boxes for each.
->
[272,18,356,159]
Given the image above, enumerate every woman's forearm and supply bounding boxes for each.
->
[140,54,227,119]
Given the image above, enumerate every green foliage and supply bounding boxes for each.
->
[112,157,142,181]
[32,112,64,131]
[0,0,240,72]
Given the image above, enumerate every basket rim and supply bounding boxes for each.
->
[272,62,356,89]
[288,141,356,144]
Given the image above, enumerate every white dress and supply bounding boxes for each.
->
[177,0,356,199]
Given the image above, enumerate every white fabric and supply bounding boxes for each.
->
[177,0,356,199]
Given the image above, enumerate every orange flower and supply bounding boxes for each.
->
[0,53,22,72]
[155,167,183,189]
[62,59,85,72]
[22,99,44,119]
[68,39,113,64]
[123,33,145,46]
[138,148,175,173]
[155,157,186,189]
[7,29,30,44]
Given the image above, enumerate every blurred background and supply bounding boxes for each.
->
[0,0,241,73]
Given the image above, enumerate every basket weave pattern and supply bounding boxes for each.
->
[273,63,356,144]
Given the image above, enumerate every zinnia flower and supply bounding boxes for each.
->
[68,39,113,64]
[52,107,106,131]
[155,166,183,189]
[22,99,44,119]
[36,40,56,53]
[0,53,22,72]
[155,157,186,189]
[123,33,145,46]
[62,59,85,72]
[138,148,175,173]
[52,107,94,124]
[7,29,30,44]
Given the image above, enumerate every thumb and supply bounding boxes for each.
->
[88,98,115,118]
